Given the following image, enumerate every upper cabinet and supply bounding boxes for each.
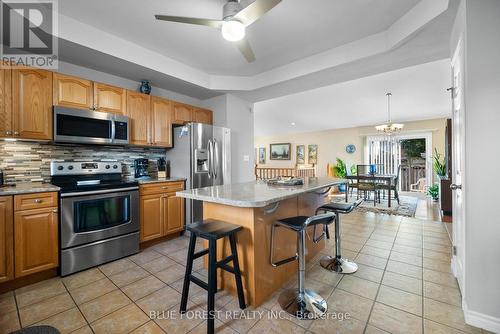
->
[94,83,126,114]
[0,66,12,138]
[126,90,151,146]
[53,73,93,110]
[1,64,212,144]
[12,68,53,140]
[172,102,192,125]
[192,107,213,125]
[151,97,173,147]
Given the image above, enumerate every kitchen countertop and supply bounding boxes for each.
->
[132,177,186,185]
[0,182,60,196]
[176,177,347,208]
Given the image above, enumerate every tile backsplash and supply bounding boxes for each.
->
[0,141,167,184]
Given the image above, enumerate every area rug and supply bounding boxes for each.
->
[329,194,419,217]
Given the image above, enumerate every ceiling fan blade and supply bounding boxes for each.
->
[233,0,282,26]
[236,38,256,63]
[155,15,223,29]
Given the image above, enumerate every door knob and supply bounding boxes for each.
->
[450,184,462,190]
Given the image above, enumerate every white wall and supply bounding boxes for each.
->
[453,0,500,331]
[226,95,255,183]
[202,94,255,183]
[57,61,204,107]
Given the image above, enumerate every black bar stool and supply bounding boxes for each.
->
[270,212,335,319]
[180,219,246,334]
[315,199,363,274]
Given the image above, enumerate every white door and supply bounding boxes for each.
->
[451,38,466,292]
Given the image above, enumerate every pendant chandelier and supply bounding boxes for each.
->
[375,92,404,135]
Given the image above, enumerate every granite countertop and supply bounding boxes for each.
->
[176,177,347,208]
[0,182,60,196]
[131,177,186,185]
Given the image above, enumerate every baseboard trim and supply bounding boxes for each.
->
[463,302,500,333]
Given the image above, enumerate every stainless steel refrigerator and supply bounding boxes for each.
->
[166,123,231,225]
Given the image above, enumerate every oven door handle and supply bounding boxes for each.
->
[60,186,139,198]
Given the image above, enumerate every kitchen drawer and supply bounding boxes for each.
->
[14,192,58,211]
[139,182,184,195]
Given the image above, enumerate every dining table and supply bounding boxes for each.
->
[345,174,398,207]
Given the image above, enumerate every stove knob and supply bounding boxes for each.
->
[57,166,64,171]
[113,165,118,169]
[68,165,74,170]
[105,165,110,169]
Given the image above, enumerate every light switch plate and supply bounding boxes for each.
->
[243,155,250,162]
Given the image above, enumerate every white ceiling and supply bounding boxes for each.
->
[254,59,451,136]
[53,0,457,101]
[58,0,419,76]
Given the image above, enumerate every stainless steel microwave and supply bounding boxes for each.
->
[53,107,129,145]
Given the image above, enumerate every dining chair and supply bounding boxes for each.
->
[377,165,401,204]
[356,165,380,206]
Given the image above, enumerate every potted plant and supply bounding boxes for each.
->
[331,158,356,192]
[427,184,439,201]
[433,148,447,178]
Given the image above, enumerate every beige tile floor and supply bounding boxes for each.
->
[0,211,489,334]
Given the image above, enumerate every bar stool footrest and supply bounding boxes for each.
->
[193,249,209,259]
[189,275,209,291]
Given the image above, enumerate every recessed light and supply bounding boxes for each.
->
[291,122,296,126]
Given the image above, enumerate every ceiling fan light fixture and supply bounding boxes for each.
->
[221,20,245,41]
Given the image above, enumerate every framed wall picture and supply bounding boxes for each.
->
[296,145,305,164]
[270,143,291,160]
[258,147,266,164]
[308,144,318,164]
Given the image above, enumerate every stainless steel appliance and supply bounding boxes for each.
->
[166,123,231,225]
[53,107,129,145]
[51,161,139,276]
[134,158,149,178]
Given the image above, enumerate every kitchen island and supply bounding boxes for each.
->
[176,177,347,307]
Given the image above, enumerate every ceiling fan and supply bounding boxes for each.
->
[155,0,282,63]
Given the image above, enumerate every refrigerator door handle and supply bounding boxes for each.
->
[207,139,213,179]
[213,138,219,180]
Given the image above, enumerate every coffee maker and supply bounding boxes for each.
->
[134,158,150,178]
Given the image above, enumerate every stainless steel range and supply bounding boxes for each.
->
[50,161,139,276]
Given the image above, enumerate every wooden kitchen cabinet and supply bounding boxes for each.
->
[172,102,192,125]
[126,91,151,146]
[12,68,53,140]
[53,73,93,110]
[0,66,13,138]
[165,195,184,234]
[151,96,173,147]
[139,182,185,242]
[14,206,58,278]
[140,194,163,242]
[93,82,126,114]
[0,196,14,283]
[192,107,213,125]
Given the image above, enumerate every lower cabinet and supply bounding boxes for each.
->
[139,182,185,242]
[15,207,58,277]
[0,196,14,283]
[0,193,58,283]
[140,194,163,242]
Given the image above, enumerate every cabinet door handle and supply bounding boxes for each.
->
[52,209,58,213]
[34,199,42,203]
[5,130,12,135]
